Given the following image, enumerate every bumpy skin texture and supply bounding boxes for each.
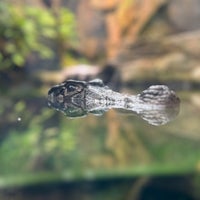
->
[48,79,180,125]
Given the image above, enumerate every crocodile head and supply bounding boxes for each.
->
[47,80,87,117]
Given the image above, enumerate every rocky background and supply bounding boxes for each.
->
[14,0,200,85]
[2,0,200,85]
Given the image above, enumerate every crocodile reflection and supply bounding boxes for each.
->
[47,79,180,126]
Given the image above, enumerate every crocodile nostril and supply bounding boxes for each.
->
[57,94,64,103]
[48,92,55,104]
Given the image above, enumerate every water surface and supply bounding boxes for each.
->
[0,81,200,200]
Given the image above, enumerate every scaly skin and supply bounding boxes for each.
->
[47,79,180,125]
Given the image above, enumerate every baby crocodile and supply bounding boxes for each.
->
[47,79,180,125]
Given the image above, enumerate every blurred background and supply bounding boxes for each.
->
[1,0,200,199]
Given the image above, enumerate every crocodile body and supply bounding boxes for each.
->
[47,79,180,125]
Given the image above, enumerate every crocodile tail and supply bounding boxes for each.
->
[137,85,180,107]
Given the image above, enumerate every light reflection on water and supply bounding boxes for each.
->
[1,80,200,200]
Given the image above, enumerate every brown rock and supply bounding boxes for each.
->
[91,0,120,11]
[121,0,166,44]
[105,13,121,59]
[105,0,166,60]
[191,66,200,81]
[167,0,200,31]
[164,30,200,57]
[77,0,106,58]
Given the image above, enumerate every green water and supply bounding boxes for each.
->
[0,78,200,199]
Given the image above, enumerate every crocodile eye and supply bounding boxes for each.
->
[67,84,77,93]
